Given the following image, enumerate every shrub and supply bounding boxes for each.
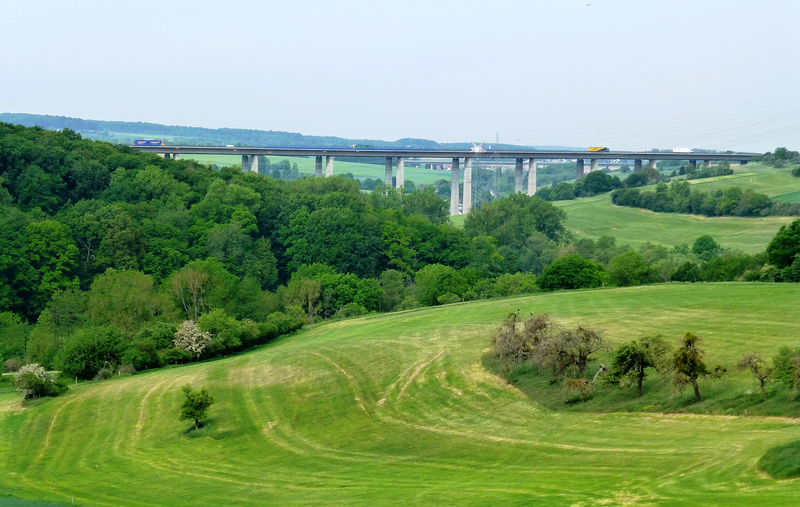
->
[14,363,67,400]
[758,440,800,479]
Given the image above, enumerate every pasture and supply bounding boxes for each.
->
[2,283,800,505]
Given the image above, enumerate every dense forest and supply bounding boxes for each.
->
[1,123,799,382]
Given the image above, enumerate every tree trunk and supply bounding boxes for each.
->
[195,419,200,430]
[760,380,767,401]
[691,378,701,402]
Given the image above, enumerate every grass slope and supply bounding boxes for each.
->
[2,283,800,505]
[555,164,800,252]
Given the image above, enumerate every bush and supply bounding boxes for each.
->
[56,327,125,380]
[14,363,67,400]
[539,254,607,291]
[758,440,800,479]
[158,347,192,366]
[94,367,113,381]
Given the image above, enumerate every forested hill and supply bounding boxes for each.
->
[0,113,574,151]
[0,121,574,377]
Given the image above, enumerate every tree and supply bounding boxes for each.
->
[88,269,172,336]
[464,193,567,248]
[538,325,608,380]
[173,320,212,359]
[538,254,607,291]
[492,312,558,372]
[671,332,708,402]
[692,235,721,261]
[15,363,66,400]
[607,250,655,287]
[766,219,800,269]
[180,384,214,430]
[20,219,80,318]
[737,353,771,401]
[670,261,701,282]
[610,335,669,396]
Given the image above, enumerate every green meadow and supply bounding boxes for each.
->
[555,164,800,252]
[2,283,800,505]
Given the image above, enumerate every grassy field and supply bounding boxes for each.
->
[555,194,795,253]
[2,283,800,505]
[553,164,800,253]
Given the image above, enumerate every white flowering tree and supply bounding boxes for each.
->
[173,320,213,359]
[15,363,65,400]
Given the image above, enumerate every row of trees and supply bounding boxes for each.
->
[493,312,800,404]
[611,181,799,217]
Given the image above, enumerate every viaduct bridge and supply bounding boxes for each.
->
[131,145,755,216]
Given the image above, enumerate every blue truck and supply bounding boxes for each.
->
[133,140,165,146]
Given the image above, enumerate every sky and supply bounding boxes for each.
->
[2,0,798,152]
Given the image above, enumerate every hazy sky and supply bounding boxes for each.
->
[2,0,798,152]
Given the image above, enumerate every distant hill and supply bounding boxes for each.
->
[0,113,571,151]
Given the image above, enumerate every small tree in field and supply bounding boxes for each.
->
[672,332,708,402]
[180,384,214,430]
[738,353,771,401]
[611,335,670,396]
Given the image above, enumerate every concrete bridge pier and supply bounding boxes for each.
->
[463,158,473,213]
[576,159,585,179]
[634,159,642,172]
[241,155,253,171]
[689,160,697,169]
[396,157,405,189]
[527,158,537,195]
[648,159,658,170]
[515,158,524,193]
[325,156,334,177]
[315,156,323,177]
[385,157,393,186]
[704,160,712,167]
[590,159,599,172]
[450,158,460,216]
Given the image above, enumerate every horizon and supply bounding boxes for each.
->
[1,1,798,153]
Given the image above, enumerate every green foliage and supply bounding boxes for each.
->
[771,346,800,388]
[607,250,655,287]
[758,440,800,479]
[464,193,567,247]
[670,261,701,282]
[692,235,721,261]
[610,335,670,396]
[56,326,125,380]
[672,332,708,402]
[414,264,468,306]
[611,181,787,217]
[0,311,29,360]
[179,384,214,430]
[14,363,67,399]
[766,218,800,268]
[538,254,607,291]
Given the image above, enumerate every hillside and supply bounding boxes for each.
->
[555,164,800,252]
[2,283,800,505]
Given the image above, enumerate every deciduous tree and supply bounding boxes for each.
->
[180,384,214,430]
[672,332,708,402]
